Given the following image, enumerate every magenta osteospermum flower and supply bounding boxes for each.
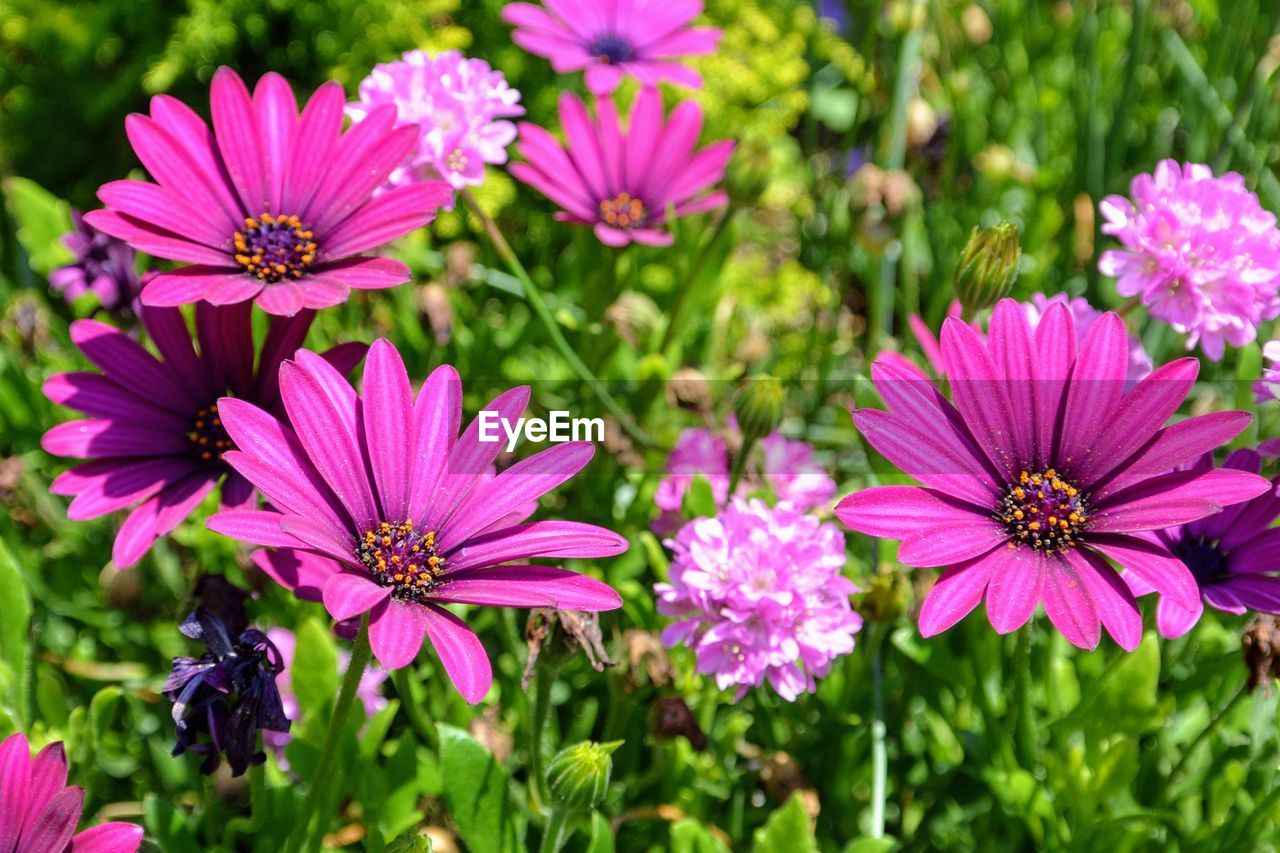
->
[501,0,721,95]
[85,67,451,316]
[836,298,1271,651]
[206,340,627,702]
[1124,450,1280,638]
[347,50,524,197]
[1099,160,1280,360]
[41,304,365,567]
[511,88,734,247]
[0,732,143,853]
[656,498,861,701]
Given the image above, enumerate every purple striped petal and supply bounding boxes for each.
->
[897,523,1007,568]
[368,598,429,670]
[1031,301,1077,464]
[1088,533,1200,611]
[435,566,621,611]
[322,572,390,622]
[918,550,998,636]
[985,300,1038,465]
[851,409,1000,507]
[251,548,339,601]
[446,521,628,571]
[42,420,191,459]
[141,267,255,308]
[0,733,31,852]
[252,72,298,212]
[97,180,227,247]
[210,67,268,214]
[984,545,1045,634]
[1093,468,1271,532]
[1155,594,1204,639]
[422,604,491,704]
[207,509,302,549]
[321,182,450,258]
[69,319,196,412]
[42,373,186,429]
[279,515,358,566]
[940,318,1023,480]
[70,822,145,853]
[1070,548,1143,651]
[19,786,83,853]
[362,340,413,521]
[835,485,990,541]
[407,365,463,530]
[310,256,411,291]
[1040,556,1101,650]
[427,385,530,530]
[1227,528,1280,573]
[1093,411,1253,498]
[282,81,345,215]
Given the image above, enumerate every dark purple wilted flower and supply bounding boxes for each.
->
[85,67,451,315]
[49,210,141,313]
[1125,449,1280,638]
[41,304,365,567]
[837,298,1270,651]
[207,339,627,702]
[0,732,143,852]
[164,607,290,777]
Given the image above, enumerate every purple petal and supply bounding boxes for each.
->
[250,548,339,602]
[207,509,302,549]
[142,268,256,308]
[897,523,1007,568]
[1093,468,1272,532]
[310,256,411,291]
[835,485,991,540]
[252,72,298,212]
[1070,548,1143,651]
[278,515,358,566]
[0,733,32,851]
[1155,594,1204,639]
[939,318,1023,480]
[42,420,191,459]
[1088,533,1200,611]
[362,340,413,521]
[42,373,186,429]
[70,822,145,853]
[985,300,1038,465]
[422,604,492,704]
[984,545,1045,635]
[407,365,463,528]
[321,182,450,258]
[446,521,628,571]
[435,566,621,611]
[20,786,83,853]
[1093,411,1254,498]
[1228,528,1280,573]
[69,319,197,413]
[368,598,429,670]
[210,67,268,215]
[1040,556,1101,650]
[282,81,345,215]
[1056,312,1129,476]
[918,550,998,636]
[851,409,1001,507]
[1032,301,1077,462]
[322,572,390,622]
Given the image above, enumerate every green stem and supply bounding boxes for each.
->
[1167,684,1249,786]
[728,435,756,496]
[284,614,372,853]
[1013,625,1036,770]
[529,661,556,813]
[870,626,888,839]
[539,806,576,853]
[249,761,266,831]
[392,667,439,752]
[658,207,736,354]
[462,189,651,447]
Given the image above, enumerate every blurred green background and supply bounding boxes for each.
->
[3,0,1280,850]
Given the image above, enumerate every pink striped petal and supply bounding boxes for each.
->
[434,566,621,611]
[407,365,463,530]
[210,67,268,213]
[1089,533,1200,611]
[252,72,298,212]
[422,604,491,704]
[1070,548,1143,651]
[918,551,998,636]
[207,509,302,549]
[311,256,410,290]
[1041,556,1101,650]
[321,182,450,258]
[368,598,429,670]
[362,340,414,521]
[0,733,31,852]
[984,545,1045,634]
[70,822,145,853]
[322,572,390,622]
[446,521,628,571]
[21,786,83,853]
[835,485,990,540]
[251,548,340,601]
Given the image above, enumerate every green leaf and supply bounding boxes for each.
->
[752,793,817,853]
[671,819,730,853]
[585,811,616,853]
[144,794,199,851]
[436,723,518,853]
[682,474,718,519]
[4,177,73,278]
[0,540,31,725]
[293,617,339,723]
[842,839,900,853]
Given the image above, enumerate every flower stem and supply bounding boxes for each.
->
[1013,625,1037,770]
[392,667,438,752]
[728,435,756,496]
[658,206,736,355]
[461,189,651,447]
[869,625,888,839]
[539,806,576,853]
[1167,683,1249,787]
[284,613,372,853]
[529,660,556,813]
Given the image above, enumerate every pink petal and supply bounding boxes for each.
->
[311,256,410,290]
[1155,594,1204,639]
[323,572,390,622]
[835,486,990,540]
[368,598,429,670]
[1070,548,1143,651]
[20,786,83,853]
[0,733,31,852]
[984,545,1045,634]
[1088,533,1200,611]
[1057,312,1129,476]
[446,521,628,571]
[210,67,268,214]
[434,566,621,611]
[251,548,340,602]
[1093,468,1272,532]
[422,604,492,704]
[918,550,998,636]
[206,509,302,549]
[407,365,463,530]
[70,822,145,853]
[1041,557,1101,650]
[252,72,298,212]
[362,340,414,521]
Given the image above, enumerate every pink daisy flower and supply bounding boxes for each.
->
[837,298,1270,651]
[347,50,524,196]
[1099,160,1280,360]
[41,305,364,567]
[501,0,721,95]
[656,498,861,701]
[85,67,451,315]
[510,88,733,247]
[0,732,143,853]
[1125,449,1280,638]
[206,340,626,702]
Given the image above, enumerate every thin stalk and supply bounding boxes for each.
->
[392,667,439,752]
[1013,625,1036,771]
[1167,684,1249,786]
[728,435,756,496]
[870,625,887,839]
[284,614,372,853]
[249,762,266,831]
[1104,0,1151,187]
[539,807,576,853]
[658,207,736,355]
[462,189,651,447]
[529,662,556,813]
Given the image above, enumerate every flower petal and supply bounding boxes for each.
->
[984,545,1045,635]
[435,566,621,611]
[835,485,990,540]
[422,604,492,704]
[1088,533,1200,611]
[1040,556,1101,650]
[322,572,390,622]
[446,521,628,571]
[918,550,999,636]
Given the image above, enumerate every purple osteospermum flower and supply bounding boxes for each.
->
[263,627,387,769]
[206,339,627,702]
[347,50,524,197]
[1256,339,1280,403]
[1124,449,1280,638]
[84,67,451,316]
[49,210,141,313]
[164,607,290,776]
[656,498,861,701]
[41,304,365,567]
[836,298,1271,651]
[1099,160,1280,360]
[501,0,720,95]
[511,88,734,247]
[0,732,143,853]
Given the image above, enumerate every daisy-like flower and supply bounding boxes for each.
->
[206,340,627,702]
[656,498,861,701]
[49,210,141,313]
[85,67,451,315]
[0,732,143,853]
[1256,338,1280,403]
[1099,160,1280,360]
[41,304,365,567]
[501,0,721,95]
[836,298,1271,651]
[1125,449,1280,638]
[347,50,523,197]
[511,88,734,247]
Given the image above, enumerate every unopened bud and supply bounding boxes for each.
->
[733,375,785,445]
[547,740,622,809]
[954,222,1020,312]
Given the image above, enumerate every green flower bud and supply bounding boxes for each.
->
[546,740,622,810]
[954,222,1021,312]
[733,375,785,444]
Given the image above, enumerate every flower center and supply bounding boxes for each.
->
[1173,538,1228,584]
[599,192,647,229]
[357,520,446,602]
[233,213,317,283]
[589,33,636,64]
[995,469,1090,553]
[188,403,234,464]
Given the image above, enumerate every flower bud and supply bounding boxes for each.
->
[547,740,622,809]
[954,222,1021,312]
[733,375,785,444]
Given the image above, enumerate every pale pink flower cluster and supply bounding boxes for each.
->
[656,498,861,701]
[1256,339,1280,403]
[348,50,524,195]
[1099,160,1280,360]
